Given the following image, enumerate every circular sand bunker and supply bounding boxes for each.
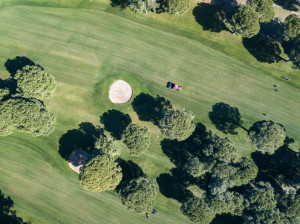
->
[68,150,90,174]
[109,80,133,104]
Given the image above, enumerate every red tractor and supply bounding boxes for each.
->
[166,82,182,91]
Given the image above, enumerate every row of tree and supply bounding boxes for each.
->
[0,59,57,136]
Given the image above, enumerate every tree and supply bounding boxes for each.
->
[248,0,275,23]
[128,0,159,13]
[278,194,300,223]
[0,88,9,101]
[184,157,208,177]
[283,14,300,40]
[209,158,258,195]
[210,191,245,215]
[14,65,56,100]
[120,177,159,213]
[93,137,120,157]
[0,190,30,224]
[159,109,196,141]
[243,208,289,224]
[164,0,190,15]
[79,155,122,192]
[227,5,260,38]
[245,181,277,212]
[122,124,151,156]
[202,134,237,163]
[0,98,56,136]
[209,102,243,134]
[181,196,216,224]
[249,120,286,154]
[273,0,300,11]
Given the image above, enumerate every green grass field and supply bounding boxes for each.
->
[0,0,299,223]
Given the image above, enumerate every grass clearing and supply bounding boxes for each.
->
[0,1,299,223]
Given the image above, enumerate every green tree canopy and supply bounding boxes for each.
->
[209,102,243,135]
[283,14,300,40]
[248,0,275,23]
[184,157,208,177]
[122,124,151,156]
[79,155,122,192]
[209,158,258,195]
[181,196,216,224]
[119,177,159,213]
[93,137,120,157]
[283,35,300,69]
[14,65,56,100]
[0,88,10,101]
[0,98,56,136]
[249,120,286,154]
[165,0,190,15]
[278,194,300,223]
[227,5,260,38]
[159,109,196,141]
[246,181,277,212]
[210,191,245,216]
[202,134,238,163]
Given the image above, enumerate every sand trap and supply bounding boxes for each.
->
[109,80,133,104]
[68,150,90,174]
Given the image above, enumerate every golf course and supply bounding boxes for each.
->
[0,0,299,223]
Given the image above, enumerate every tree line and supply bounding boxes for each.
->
[0,57,57,137]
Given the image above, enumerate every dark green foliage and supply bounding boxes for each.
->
[246,181,277,212]
[202,134,237,163]
[94,136,120,157]
[249,120,286,154]
[0,98,56,136]
[0,190,30,224]
[159,109,196,141]
[209,158,258,195]
[184,157,208,177]
[120,177,159,213]
[181,196,216,224]
[79,155,122,192]
[283,14,300,40]
[248,0,275,23]
[227,5,260,38]
[210,191,245,215]
[243,208,289,224]
[278,194,300,223]
[128,0,159,13]
[14,65,56,100]
[0,88,10,101]
[165,0,190,15]
[122,124,151,156]
[209,102,243,134]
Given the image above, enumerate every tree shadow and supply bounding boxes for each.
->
[209,102,245,135]
[0,189,30,224]
[259,19,283,42]
[243,35,286,64]
[100,109,131,140]
[58,122,103,160]
[212,214,243,224]
[110,0,129,9]
[4,56,35,78]
[251,145,299,190]
[211,0,238,11]
[193,3,227,33]
[0,78,17,95]
[132,93,172,125]
[156,169,193,203]
[273,0,300,11]
[115,159,145,191]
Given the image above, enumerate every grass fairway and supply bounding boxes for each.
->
[0,0,299,223]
